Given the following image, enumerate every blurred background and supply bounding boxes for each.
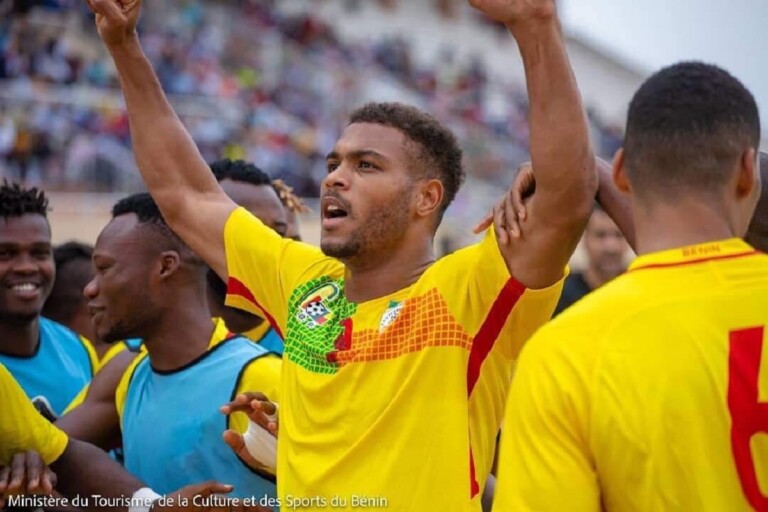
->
[0,0,765,262]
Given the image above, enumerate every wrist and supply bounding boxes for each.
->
[505,13,560,40]
[105,32,142,56]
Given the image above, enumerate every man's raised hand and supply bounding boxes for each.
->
[86,0,142,47]
[467,0,556,27]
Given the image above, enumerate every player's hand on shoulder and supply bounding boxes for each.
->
[220,392,278,436]
[86,0,142,47]
[0,450,57,508]
[467,0,556,26]
[473,162,535,244]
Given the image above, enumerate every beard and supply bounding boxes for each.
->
[321,192,412,263]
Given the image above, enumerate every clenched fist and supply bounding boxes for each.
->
[87,0,142,47]
[468,0,556,26]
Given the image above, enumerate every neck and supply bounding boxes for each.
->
[633,198,738,255]
[0,316,40,357]
[343,236,435,303]
[143,300,215,372]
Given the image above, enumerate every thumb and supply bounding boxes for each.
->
[222,430,245,453]
[196,481,233,496]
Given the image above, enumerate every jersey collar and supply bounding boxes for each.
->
[629,238,759,272]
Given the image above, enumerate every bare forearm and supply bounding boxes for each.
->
[106,35,219,212]
[596,158,637,250]
[509,17,596,206]
[52,439,143,512]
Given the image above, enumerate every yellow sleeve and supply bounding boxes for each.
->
[63,384,89,414]
[80,336,99,375]
[0,364,69,465]
[228,356,282,435]
[115,353,147,423]
[492,325,599,511]
[223,207,342,336]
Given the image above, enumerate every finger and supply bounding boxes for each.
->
[0,465,8,491]
[222,430,245,454]
[90,0,126,19]
[504,191,522,239]
[197,482,234,496]
[493,203,508,245]
[221,393,269,414]
[472,212,494,234]
[42,468,56,494]
[24,451,41,493]
[8,453,25,493]
[251,400,276,417]
[510,177,527,221]
[267,421,278,436]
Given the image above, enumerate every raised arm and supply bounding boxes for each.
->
[470,0,597,289]
[88,0,235,278]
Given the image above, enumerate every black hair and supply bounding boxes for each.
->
[348,102,464,220]
[623,62,760,201]
[209,159,273,186]
[43,242,94,324]
[111,193,202,265]
[0,180,49,219]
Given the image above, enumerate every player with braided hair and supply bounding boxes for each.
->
[272,178,309,242]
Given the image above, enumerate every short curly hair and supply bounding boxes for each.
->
[624,62,760,201]
[348,102,464,220]
[209,159,273,187]
[0,181,49,219]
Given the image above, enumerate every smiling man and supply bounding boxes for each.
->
[88,0,596,509]
[0,182,96,419]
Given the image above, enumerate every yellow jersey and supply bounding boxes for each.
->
[0,363,69,465]
[224,207,564,511]
[493,238,768,511]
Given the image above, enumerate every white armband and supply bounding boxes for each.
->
[242,419,277,471]
[129,487,162,512]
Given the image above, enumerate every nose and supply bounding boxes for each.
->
[83,277,99,300]
[10,253,41,275]
[323,163,351,191]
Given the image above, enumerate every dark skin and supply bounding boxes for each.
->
[0,214,55,357]
[48,258,111,358]
[491,151,765,256]
[87,0,595,304]
[0,450,56,507]
[58,214,213,447]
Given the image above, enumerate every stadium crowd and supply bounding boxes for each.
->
[1,0,767,511]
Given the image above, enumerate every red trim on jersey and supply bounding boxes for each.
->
[465,276,526,498]
[227,277,284,339]
[466,277,527,394]
[629,250,759,272]
[469,447,480,498]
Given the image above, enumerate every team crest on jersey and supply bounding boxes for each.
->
[295,281,341,329]
[379,300,404,333]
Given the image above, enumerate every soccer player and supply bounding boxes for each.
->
[0,182,97,419]
[88,0,596,509]
[207,159,287,355]
[552,204,628,315]
[0,363,244,512]
[57,193,281,500]
[491,62,767,511]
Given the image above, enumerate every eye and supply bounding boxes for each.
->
[0,249,11,259]
[33,249,51,260]
[327,162,339,173]
[358,161,377,171]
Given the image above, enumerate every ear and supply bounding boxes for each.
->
[157,251,181,280]
[612,148,631,194]
[415,178,444,219]
[735,147,758,199]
